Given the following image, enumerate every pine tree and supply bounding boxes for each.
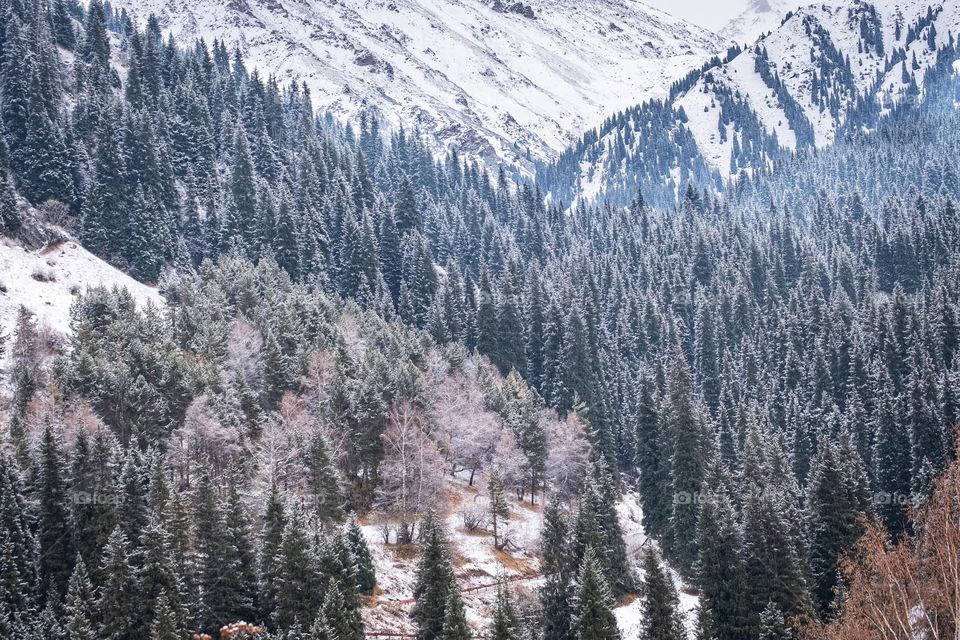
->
[489,582,519,640]
[540,502,574,640]
[64,555,97,640]
[346,517,376,596]
[98,528,141,640]
[638,548,685,640]
[412,515,459,640]
[488,470,510,550]
[572,546,620,640]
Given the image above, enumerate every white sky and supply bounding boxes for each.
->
[641,0,753,31]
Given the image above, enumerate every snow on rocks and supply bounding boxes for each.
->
[106,0,725,172]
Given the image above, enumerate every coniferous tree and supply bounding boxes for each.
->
[540,502,574,640]
[489,582,519,640]
[98,528,140,640]
[572,546,620,640]
[756,602,792,640]
[694,466,750,640]
[439,584,470,640]
[412,515,459,640]
[273,510,322,631]
[0,122,20,233]
[663,351,706,575]
[64,556,97,640]
[638,548,685,640]
[258,484,286,624]
[346,517,376,596]
[36,422,74,605]
[304,424,345,523]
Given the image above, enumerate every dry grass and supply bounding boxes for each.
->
[491,547,535,574]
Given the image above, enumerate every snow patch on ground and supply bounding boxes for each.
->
[358,479,698,635]
[0,235,163,343]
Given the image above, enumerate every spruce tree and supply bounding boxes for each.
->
[346,517,376,596]
[412,515,458,640]
[259,484,286,623]
[694,466,750,640]
[488,470,510,550]
[663,351,706,576]
[540,502,574,640]
[439,584,470,640]
[489,582,519,640]
[0,123,20,233]
[571,546,620,640]
[98,528,140,640]
[303,424,345,522]
[36,422,74,604]
[756,602,792,640]
[64,556,97,640]
[273,509,322,630]
[638,548,685,640]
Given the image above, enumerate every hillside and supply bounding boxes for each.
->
[537,0,960,205]
[104,0,724,172]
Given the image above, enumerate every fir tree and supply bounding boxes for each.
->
[412,515,458,640]
[98,528,140,640]
[346,517,376,596]
[488,470,510,550]
[572,546,620,640]
[489,582,519,640]
[638,548,685,640]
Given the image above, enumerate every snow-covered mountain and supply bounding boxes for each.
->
[719,0,841,46]
[107,0,725,171]
[538,0,960,206]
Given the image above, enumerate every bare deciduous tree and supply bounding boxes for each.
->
[375,401,444,544]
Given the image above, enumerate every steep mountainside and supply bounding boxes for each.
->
[105,0,724,171]
[719,0,843,45]
[538,0,960,206]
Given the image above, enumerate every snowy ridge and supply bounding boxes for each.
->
[105,0,725,172]
[541,0,960,205]
[719,0,844,46]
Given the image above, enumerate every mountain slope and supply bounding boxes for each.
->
[538,0,960,206]
[107,0,724,171]
[719,0,842,45]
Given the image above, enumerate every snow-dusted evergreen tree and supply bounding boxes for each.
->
[572,546,620,640]
[638,547,685,640]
